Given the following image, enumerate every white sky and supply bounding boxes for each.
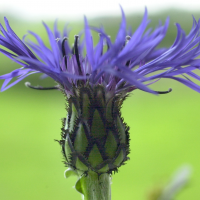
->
[0,0,200,20]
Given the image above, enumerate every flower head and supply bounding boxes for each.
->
[1,7,200,96]
[1,7,200,174]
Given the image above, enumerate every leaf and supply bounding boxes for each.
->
[64,168,78,179]
[75,176,84,195]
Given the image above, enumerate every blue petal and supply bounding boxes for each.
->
[42,22,61,68]
[84,16,95,67]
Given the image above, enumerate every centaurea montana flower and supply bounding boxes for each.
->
[1,7,200,199]
[2,8,200,95]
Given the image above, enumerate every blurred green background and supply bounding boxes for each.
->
[0,9,200,200]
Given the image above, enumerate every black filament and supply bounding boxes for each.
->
[25,82,59,90]
[61,37,68,69]
[74,35,82,75]
[156,88,172,94]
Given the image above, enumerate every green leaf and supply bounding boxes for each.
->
[106,98,113,122]
[82,92,90,119]
[88,144,104,168]
[91,110,106,138]
[64,135,72,161]
[116,116,126,144]
[113,149,124,166]
[98,164,109,173]
[94,85,105,108]
[64,168,78,178]
[104,131,118,158]
[69,103,78,132]
[74,124,88,153]
[75,176,84,195]
[76,157,88,171]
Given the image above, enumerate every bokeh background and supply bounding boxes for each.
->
[0,1,200,199]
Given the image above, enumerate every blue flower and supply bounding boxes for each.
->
[1,7,200,95]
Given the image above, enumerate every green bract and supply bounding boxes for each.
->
[59,84,130,174]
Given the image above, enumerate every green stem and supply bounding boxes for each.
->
[77,171,111,200]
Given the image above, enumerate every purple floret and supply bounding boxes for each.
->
[1,6,200,95]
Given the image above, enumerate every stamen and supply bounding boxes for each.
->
[156,88,172,94]
[98,33,103,56]
[25,82,59,90]
[55,38,60,42]
[125,36,131,66]
[126,35,131,41]
[62,37,68,69]
[71,44,75,55]
[126,60,130,66]
[74,35,82,75]
[106,35,111,51]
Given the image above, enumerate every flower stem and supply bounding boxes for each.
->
[77,171,111,200]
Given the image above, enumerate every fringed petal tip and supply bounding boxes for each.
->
[1,7,200,95]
